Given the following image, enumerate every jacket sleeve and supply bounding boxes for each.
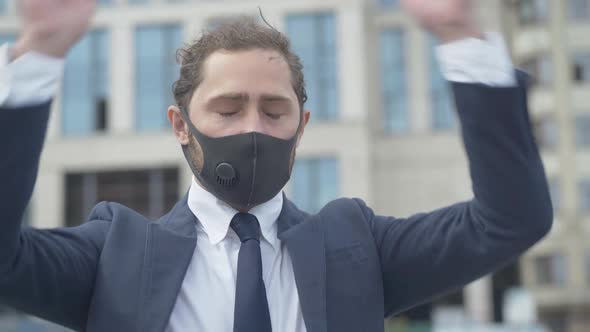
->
[0,103,109,331]
[360,72,553,317]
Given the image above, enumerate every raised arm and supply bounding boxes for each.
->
[0,1,110,330]
[364,0,553,316]
[362,74,552,316]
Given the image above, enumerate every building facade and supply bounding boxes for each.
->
[505,1,590,332]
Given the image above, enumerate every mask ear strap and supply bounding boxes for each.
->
[179,107,192,132]
[179,107,207,184]
[180,106,206,145]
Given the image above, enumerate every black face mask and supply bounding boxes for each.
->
[180,107,299,211]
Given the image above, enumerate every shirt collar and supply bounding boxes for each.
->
[187,177,283,250]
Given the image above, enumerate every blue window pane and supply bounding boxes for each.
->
[573,53,590,82]
[379,0,399,7]
[292,161,313,213]
[0,34,16,45]
[62,30,110,136]
[428,36,455,130]
[380,29,407,133]
[519,0,549,25]
[568,0,590,21]
[549,178,560,214]
[317,159,339,209]
[129,0,149,4]
[98,0,112,5]
[579,180,590,213]
[135,25,182,131]
[287,13,339,122]
[291,158,339,213]
[94,31,109,103]
[0,0,6,14]
[535,254,567,286]
[575,114,590,147]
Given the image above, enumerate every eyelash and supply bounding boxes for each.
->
[266,113,281,120]
[219,112,281,120]
[220,112,237,118]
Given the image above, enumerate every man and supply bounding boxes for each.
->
[0,0,553,331]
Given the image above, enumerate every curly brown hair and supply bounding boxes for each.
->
[172,17,308,111]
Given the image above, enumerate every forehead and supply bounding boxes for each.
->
[196,49,295,98]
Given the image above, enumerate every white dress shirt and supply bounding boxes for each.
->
[0,31,516,332]
[165,178,306,332]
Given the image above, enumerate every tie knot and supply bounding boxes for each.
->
[230,213,261,243]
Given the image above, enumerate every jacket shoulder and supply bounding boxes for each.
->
[316,198,375,242]
[317,197,372,222]
[86,201,150,225]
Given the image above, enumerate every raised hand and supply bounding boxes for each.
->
[10,0,96,60]
[401,0,482,43]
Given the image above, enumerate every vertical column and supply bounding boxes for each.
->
[34,170,65,228]
[110,21,134,133]
[339,3,372,201]
[338,3,368,122]
[464,276,493,323]
[552,0,577,219]
[408,24,429,133]
[47,97,63,139]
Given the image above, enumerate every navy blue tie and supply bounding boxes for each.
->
[230,212,272,332]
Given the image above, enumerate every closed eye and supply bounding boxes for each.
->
[265,112,282,120]
[219,111,238,118]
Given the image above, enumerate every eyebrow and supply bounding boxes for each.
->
[206,92,293,105]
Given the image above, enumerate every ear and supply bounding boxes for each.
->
[296,110,311,147]
[168,105,190,145]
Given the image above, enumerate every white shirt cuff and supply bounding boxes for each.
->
[0,43,65,108]
[435,32,516,87]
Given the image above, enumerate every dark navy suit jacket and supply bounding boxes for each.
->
[0,75,553,332]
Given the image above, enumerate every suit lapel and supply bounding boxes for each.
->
[135,192,327,332]
[278,197,327,332]
[139,194,198,332]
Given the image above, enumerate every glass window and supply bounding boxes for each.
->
[65,168,179,226]
[0,0,6,14]
[579,179,590,214]
[521,55,553,87]
[549,178,560,215]
[0,34,15,45]
[568,0,590,21]
[135,24,183,131]
[533,114,559,149]
[291,158,339,213]
[428,36,455,130]
[518,0,549,25]
[379,29,408,133]
[287,13,339,122]
[378,0,399,7]
[535,254,567,287]
[62,30,110,136]
[575,114,590,147]
[572,53,590,83]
